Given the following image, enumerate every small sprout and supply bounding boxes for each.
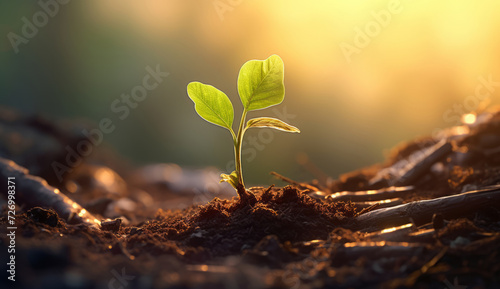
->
[187,55,300,198]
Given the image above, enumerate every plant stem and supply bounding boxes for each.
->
[234,109,248,189]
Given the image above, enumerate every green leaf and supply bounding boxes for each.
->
[220,171,238,189]
[246,117,300,133]
[187,82,234,130]
[238,55,285,111]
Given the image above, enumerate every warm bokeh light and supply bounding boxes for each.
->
[462,113,477,125]
[2,0,500,184]
[380,223,413,234]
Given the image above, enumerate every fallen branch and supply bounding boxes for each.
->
[353,198,403,209]
[352,185,500,232]
[326,186,414,202]
[369,139,452,187]
[334,241,426,262]
[0,158,100,227]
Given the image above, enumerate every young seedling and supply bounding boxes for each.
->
[187,55,300,200]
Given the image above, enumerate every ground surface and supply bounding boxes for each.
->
[1,106,500,289]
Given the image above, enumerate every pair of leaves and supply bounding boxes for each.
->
[187,55,292,132]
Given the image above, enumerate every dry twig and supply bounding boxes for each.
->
[0,158,100,227]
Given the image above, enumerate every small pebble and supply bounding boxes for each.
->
[100,218,122,232]
[27,207,60,227]
[450,236,470,249]
[129,227,144,235]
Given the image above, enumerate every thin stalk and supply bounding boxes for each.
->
[234,109,248,189]
[230,129,236,144]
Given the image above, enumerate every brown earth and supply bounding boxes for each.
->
[1,107,500,289]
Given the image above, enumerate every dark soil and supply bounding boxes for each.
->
[128,186,356,259]
[1,106,500,289]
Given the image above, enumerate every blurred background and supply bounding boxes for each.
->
[1,0,500,185]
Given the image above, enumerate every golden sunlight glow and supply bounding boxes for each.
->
[87,0,500,115]
[380,227,398,234]
[380,223,413,234]
[344,241,413,247]
[77,0,500,179]
[344,241,386,247]
[450,126,470,136]
[462,113,477,125]
[308,240,323,244]
[78,209,87,217]
[95,168,115,187]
